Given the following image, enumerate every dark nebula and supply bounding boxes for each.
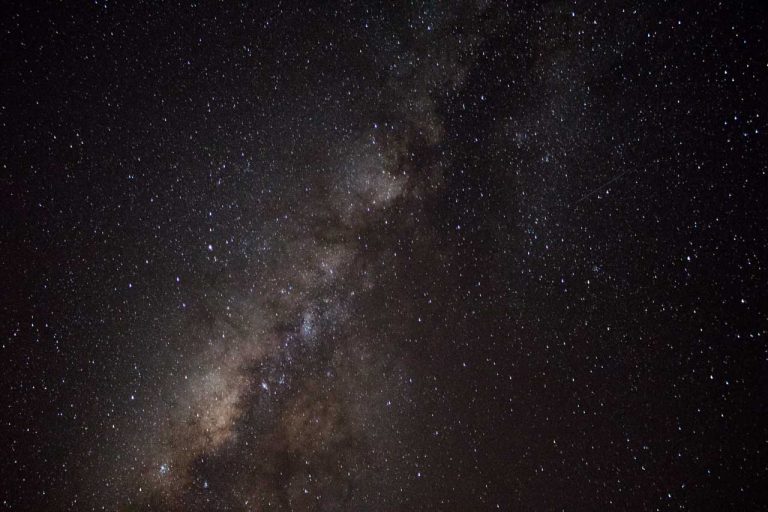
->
[3,2,767,511]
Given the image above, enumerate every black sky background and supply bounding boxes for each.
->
[3,2,767,510]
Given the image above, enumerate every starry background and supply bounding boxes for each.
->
[3,1,767,511]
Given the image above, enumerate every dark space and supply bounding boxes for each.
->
[2,2,767,510]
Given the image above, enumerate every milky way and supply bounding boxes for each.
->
[107,94,448,507]
[4,2,767,511]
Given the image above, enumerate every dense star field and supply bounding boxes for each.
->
[3,2,767,510]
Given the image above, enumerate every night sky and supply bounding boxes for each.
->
[3,2,767,511]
